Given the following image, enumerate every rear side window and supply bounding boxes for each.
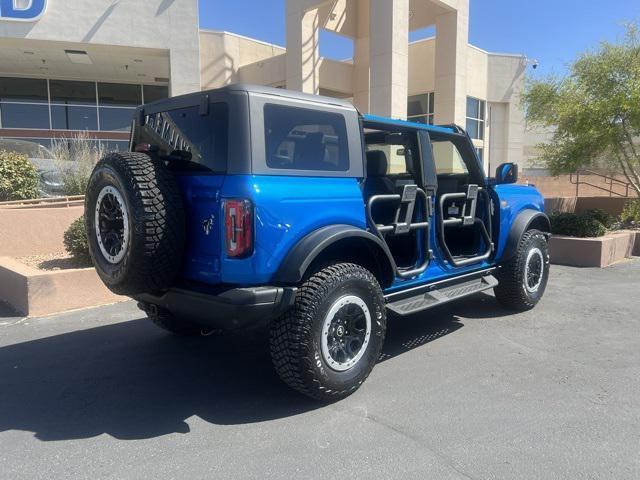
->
[264,104,349,172]
[138,102,228,172]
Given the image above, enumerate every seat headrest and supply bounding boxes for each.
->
[294,132,325,169]
[366,150,388,177]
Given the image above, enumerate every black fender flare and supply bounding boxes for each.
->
[273,224,396,286]
[502,210,551,262]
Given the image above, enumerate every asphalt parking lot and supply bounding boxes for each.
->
[1,261,639,479]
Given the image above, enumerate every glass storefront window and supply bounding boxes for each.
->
[0,77,48,103]
[50,80,96,105]
[407,92,435,124]
[143,85,169,103]
[51,105,98,131]
[0,103,50,129]
[466,97,486,140]
[98,83,142,107]
[0,78,170,139]
[99,107,135,131]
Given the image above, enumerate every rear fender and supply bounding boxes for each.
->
[274,224,396,287]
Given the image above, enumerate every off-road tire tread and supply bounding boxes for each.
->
[494,229,548,311]
[270,263,386,401]
[86,152,185,295]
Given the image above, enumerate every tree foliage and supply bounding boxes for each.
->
[523,24,640,195]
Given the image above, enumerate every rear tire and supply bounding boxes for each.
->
[85,152,185,296]
[494,229,549,311]
[270,263,386,401]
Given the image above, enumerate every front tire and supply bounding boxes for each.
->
[494,229,550,311]
[270,263,386,401]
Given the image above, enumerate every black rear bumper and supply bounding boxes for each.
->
[135,285,297,330]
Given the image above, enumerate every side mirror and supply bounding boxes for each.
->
[495,162,518,184]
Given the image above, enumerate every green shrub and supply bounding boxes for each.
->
[549,212,608,238]
[0,150,39,201]
[63,216,92,266]
[583,208,615,229]
[619,199,640,225]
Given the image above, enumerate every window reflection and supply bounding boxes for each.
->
[0,103,50,129]
[0,78,168,147]
[51,105,98,131]
[98,83,142,107]
[50,80,96,105]
[143,85,169,103]
[99,108,135,131]
[0,77,48,103]
[466,97,486,140]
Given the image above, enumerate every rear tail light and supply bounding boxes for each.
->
[224,199,253,258]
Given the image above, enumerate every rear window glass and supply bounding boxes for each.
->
[264,104,349,172]
[139,102,228,172]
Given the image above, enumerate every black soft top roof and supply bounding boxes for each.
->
[142,83,356,111]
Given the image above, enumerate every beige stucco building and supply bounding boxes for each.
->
[0,0,530,173]
[200,0,529,174]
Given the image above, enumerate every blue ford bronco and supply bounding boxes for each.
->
[85,84,550,401]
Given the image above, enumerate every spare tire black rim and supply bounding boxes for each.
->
[95,185,129,264]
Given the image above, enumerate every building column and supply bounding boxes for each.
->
[434,2,469,126]
[286,2,320,94]
[369,0,409,119]
[352,0,370,113]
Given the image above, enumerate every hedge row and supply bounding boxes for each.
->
[549,209,613,238]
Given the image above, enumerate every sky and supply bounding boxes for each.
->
[199,0,640,77]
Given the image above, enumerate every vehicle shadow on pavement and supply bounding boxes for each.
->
[0,294,508,441]
[380,292,511,361]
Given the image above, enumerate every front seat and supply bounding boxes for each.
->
[364,150,397,225]
[363,150,395,198]
[294,132,325,170]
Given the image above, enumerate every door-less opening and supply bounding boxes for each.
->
[362,123,434,279]
[430,134,493,267]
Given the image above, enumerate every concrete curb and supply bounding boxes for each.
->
[549,230,639,268]
[0,257,126,317]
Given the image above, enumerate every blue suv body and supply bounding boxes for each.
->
[86,84,550,400]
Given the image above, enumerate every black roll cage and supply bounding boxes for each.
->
[361,119,493,277]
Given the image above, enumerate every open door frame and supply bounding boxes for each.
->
[428,127,495,267]
[363,121,437,279]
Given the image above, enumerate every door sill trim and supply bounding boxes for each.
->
[384,266,497,301]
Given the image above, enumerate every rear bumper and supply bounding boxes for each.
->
[135,285,297,330]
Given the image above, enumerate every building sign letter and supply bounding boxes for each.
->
[0,0,47,21]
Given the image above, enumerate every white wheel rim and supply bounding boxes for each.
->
[321,295,372,372]
[95,185,129,264]
[524,247,544,293]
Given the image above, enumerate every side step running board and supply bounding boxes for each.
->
[386,275,498,316]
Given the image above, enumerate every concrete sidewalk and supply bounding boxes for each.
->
[0,261,639,479]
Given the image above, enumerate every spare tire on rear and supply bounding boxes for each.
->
[85,152,185,296]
